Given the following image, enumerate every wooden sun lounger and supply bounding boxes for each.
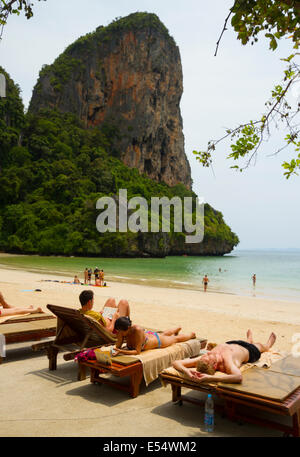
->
[77,338,208,398]
[32,304,117,379]
[159,354,300,437]
[0,313,56,364]
[77,354,144,398]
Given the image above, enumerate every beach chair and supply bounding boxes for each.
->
[32,304,117,379]
[0,313,56,364]
[76,337,207,398]
[159,353,300,437]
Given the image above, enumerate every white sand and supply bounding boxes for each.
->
[1,266,299,437]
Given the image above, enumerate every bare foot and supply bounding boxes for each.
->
[31,307,43,314]
[247,329,253,344]
[174,327,181,335]
[267,332,276,349]
[190,332,196,339]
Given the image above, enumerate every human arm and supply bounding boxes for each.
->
[113,347,140,355]
[192,371,242,384]
[115,332,124,349]
[172,357,201,381]
[114,327,144,355]
[192,361,242,384]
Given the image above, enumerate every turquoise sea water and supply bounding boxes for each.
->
[1,249,300,301]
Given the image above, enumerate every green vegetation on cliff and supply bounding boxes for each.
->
[0,67,239,256]
[32,12,176,97]
[66,12,175,54]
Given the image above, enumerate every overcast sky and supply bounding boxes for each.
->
[1,0,300,249]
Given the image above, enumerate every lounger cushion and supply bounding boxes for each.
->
[218,366,300,401]
[137,338,203,385]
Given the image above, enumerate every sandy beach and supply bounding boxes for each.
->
[1,266,299,437]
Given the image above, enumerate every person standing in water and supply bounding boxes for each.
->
[252,274,256,287]
[202,275,209,292]
[84,268,88,285]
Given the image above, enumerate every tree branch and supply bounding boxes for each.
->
[214,9,233,56]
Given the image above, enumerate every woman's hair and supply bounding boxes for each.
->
[79,290,94,307]
[114,316,132,331]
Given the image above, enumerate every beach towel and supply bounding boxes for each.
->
[240,349,287,371]
[0,313,31,324]
[135,338,202,385]
[98,338,202,386]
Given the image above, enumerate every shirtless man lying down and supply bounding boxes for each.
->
[173,329,276,384]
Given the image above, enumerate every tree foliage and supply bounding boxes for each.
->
[0,0,47,39]
[194,0,300,178]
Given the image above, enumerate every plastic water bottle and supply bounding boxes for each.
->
[204,394,214,432]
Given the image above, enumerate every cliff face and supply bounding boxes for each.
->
[29,13,192,189]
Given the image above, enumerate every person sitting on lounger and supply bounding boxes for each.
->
[173,329,276,384]
[0,291,43,317]
[113,316,196,355]
[79,290,130,333]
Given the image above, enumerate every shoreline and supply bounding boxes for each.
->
[1,260,299,304]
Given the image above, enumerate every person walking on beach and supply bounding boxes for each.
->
[202,275,209,292]
[252,274,256,287]
[0,291,43,317]
[173,329,276,384]
[113,317,196,355]
[100,269,104,286]
[94,267,100,285]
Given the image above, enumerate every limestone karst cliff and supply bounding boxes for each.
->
[29,13,192,189]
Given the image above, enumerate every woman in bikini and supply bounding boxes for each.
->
[113,317,196,355]
[0,292,43,317]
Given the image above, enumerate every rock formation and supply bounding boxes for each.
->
[29,13,192,189]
